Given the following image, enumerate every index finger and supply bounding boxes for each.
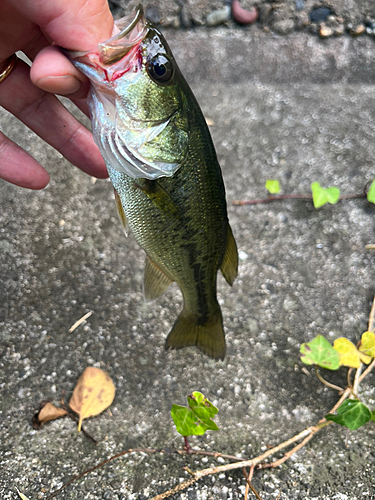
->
[7,0,114,51]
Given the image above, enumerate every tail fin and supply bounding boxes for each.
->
[165,309,226,360]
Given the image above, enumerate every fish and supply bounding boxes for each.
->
[67,4,238,359]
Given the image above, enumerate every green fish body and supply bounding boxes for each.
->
[68,5,238,359]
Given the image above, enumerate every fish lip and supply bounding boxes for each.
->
[65,4,148,65]
[98,4,147,65]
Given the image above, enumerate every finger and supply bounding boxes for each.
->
[8,0,114,51]
[0,59,107,179]
[0,1,40,60]
[30,46,89,99]
[0,132,49,189]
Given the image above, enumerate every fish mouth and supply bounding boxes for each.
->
[99,4,147,65]
[65,4,148,81]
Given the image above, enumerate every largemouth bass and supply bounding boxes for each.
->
[67,5,238,359]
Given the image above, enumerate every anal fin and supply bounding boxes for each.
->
[114,189,129,236]
[220,224,238,286]
[144,256,173,302]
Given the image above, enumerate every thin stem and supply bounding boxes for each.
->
[368,295,375,332]
[243,467,263,500]
[232,193,366,206]
[184,436,191,453]
[347,368,353,390]
[315,367,344,392]
[358,358,375,383]
[352,364,363,398]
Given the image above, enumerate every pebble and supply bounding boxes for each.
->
[238,250,248,260]
[231,0,258,25]
[85,480,96,491]
[319,24,333,38]
[294,0,305,12]
[309,7,332,23]
[180,4,191,28]
[103,491,113,500]
[349,24,366,36]
[283,296,299,312]
[334,25,345,36]
[145,6,160,25]
[206,6,231,27]
[272,19,295,35]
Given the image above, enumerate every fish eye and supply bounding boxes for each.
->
[146,54,174,84]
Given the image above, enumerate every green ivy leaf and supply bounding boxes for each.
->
[371,411,375,422]
[171,392,219,437]
[188,391,218,429]
[367,179,375,204]
[265,179,280,194]
[326,399,371,430]
[311,182,340,209]
[300,335,340,370]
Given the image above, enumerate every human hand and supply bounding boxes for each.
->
[0,0,114,189]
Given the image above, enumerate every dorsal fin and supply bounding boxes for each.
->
[220,224,238,286]
[143,256,173,302]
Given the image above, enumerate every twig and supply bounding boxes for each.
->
[347,368,353,389]
[358,358,375,383]
[314,367,344,393]
[232,193,366,206]
[243,467,262,500]
[149,426,320,500]
[65,412,98,445]
[351,364,363,398]
[368,296,375,332]
[68,311,93,333]
[45,447,244,499]
[45,448,160,499]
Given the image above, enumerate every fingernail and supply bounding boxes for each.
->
[35,75,82,95]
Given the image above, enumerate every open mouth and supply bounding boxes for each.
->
[66,4,148,83]
[98,4,147,65]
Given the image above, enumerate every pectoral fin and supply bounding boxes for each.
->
[143,256,173,302]
[220,224,238,286]
[114,189,129,236]
[135,179,181,217]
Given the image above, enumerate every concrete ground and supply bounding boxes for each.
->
[2,26,375,500]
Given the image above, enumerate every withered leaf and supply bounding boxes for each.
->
[69,367,115,432]
[32,402,67,430]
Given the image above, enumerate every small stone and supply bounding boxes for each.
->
[103,491,113,500]
[206,6,231,27]
[238,250,248,260]
[319,23,333,38]
[349,24,366,36]
[309,7,332,23]
[85,480,95,491]
[180,4,191,28]
[272,19,295,35]
[145,6,160,25]
[334,25,345,36]
[294,0,304,12]
[283,296,299,312]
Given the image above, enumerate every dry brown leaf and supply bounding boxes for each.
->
[69,367,115,432]
[32,402,67,429]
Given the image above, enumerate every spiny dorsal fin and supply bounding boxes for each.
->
[220,224,238,286]
[143,256,173,302]
[114,189,129,236]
